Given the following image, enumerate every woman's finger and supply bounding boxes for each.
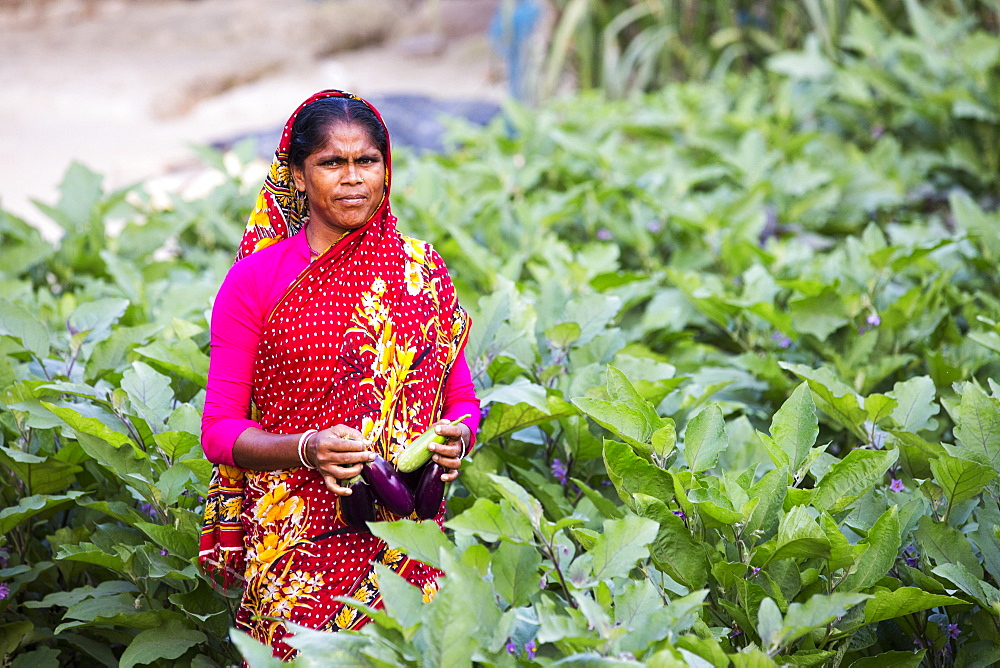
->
[321,473,354,496]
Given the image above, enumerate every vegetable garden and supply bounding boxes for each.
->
[2,1,1000,666]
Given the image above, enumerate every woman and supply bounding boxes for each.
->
[198,90,480,659]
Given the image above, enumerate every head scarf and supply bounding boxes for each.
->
[238,89,393,258]
[200,91,470,651]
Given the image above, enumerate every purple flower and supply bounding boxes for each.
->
[0,583,9,600]
[946,623,960,639]
[551,459,568,485]
[539,574,547,589]
[525,640,537,658]
[889,478,905,493]
[730,628,743,638]
[646,220,663,233]
[506,642,518,655]
[672,509,686,520]
[867,313,881,327]
[596,228,613,242]
[160,549,169,556]
[905,555,919,568]
[139,502,157,519]
[903,545,919,568]
[771,332,792,349]
[750,567,761,577]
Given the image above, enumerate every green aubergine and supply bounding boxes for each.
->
[396,414,471,473]
[361,455,415,516]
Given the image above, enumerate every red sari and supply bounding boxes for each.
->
[198,91,471,658]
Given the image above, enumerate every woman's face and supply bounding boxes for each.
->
[291,121,386,237]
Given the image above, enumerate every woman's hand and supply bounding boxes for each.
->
[307,425,376,496]
[427,420,472,482]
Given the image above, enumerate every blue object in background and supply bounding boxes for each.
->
[489,0,542,100]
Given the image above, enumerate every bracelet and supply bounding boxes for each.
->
[297,429,318,469]
[459,431,469,456]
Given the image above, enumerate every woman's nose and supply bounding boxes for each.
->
[343,161,363,183]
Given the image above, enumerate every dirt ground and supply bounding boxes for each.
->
[0,0,509,240]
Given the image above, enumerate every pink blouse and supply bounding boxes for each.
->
[201,229,481,465]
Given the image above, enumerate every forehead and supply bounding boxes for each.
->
[313,121,381,154]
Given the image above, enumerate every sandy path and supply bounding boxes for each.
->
[0,0,507,240]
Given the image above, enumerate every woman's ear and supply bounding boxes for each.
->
[291,163,306,193]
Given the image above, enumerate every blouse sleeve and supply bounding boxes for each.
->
[441,349,481,454]
[201,261,265,465]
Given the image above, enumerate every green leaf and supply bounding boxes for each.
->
[479,377,549,412]
[10,647,60,668]
[864,587,967,625]
[0,447,81,495]
[744,468,788,543]
[0,621,33,658]
[55,543,128,573]
[41,401,134,449]
[850,650,926,667]
[86,324,160,381]
[811,447,897,513]
[772,592,870,650]
[887,376,939,433]
[840,506,900,591]
[780,363,867,438]
[932,561,999,608]
[420,551,494,666]
[682,405,728,473]
[931,454,996,512]
[769,383,819,473]
[768,505,830,563]
[67,298,129,340]
[491,541,542,607]
[603,439,674,505]
[367,520,454,570]
[134,338,209,386]
[119,619,206,668]
[633,495,708,589]
[757,597,783,650]
[916,515,984,579]
[822,514,865,574]
[0,299,50,358]
[153,431,201,460]
[230,629,284,668]
[373,562,426,634]
[121,361,174,430]
[135,521,198,559]
[478,396,575,442]
[573,397,652,450]
[588,515,659,582]
[486,473,544,528]
[445,498,535,544]
[952,382,1000,470]
[0,492,83,535]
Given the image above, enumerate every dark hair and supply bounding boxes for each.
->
[289,97,388,168]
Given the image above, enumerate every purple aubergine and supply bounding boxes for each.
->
[362,455,415,516]
[340,476,375,531]
[413,462,447,520]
